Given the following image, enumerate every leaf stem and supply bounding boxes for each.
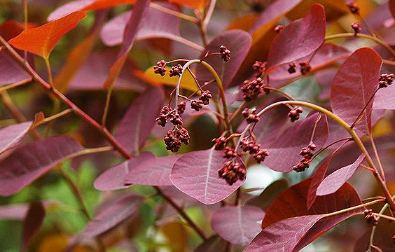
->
[33,109,73,127]
[322,199,384,218]
[150,2,199,23]
[0,79,31,93]
[325,33,395,58]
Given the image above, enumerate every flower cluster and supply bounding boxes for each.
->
[274,25,284,33]
[153,60,167,76]
[241,77,266,101]
[379,73,394,88]
[242,108,260,124]
[169,64,183,77]
[299,61,311,75]
[346,1,360,15]
[293,142,316,172]
[288,106,303,122]
[218,160,246,185]
[351,22,361,35]
[219,45,231,62]
[252,60,267,77]
[240,136,269,163]
[156,106,190,152]
[364,209,379,226]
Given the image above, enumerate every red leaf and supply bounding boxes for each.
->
[100,3,182,47]
[83,193,143,238]
[0,51,31,85]
[246,179,289,211]
[124,155,181,186]
[195,30,251,89]
[267,4,326,69]
[331,47,382,135]
[0,121,32,155]
[21,202,45,252]
[170,149,244,204]
[316,154,364,196]
[114,87,164,154]
[374,83,395,110]
[244,179,362,251]
[262,179,361,228]
[263,113,329,172]
[168,0,208,9]
[0,136,83,196]
[390,0,395,20]
[211,206,264,245]
[9,11,86,58]
[94,152,154,191]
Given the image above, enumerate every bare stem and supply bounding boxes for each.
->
[155,187,207,240]
[323,199,384,218]
[325,33,395,58]
[150,2,198,23]
[33,109,73,127]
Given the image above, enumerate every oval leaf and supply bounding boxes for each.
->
[170,149,244,204]
[211,205,264,245]
[267,4,326,69]
[331,47,382,135]
[94,152,154,191]
[0,136,83,196]
[101,3,182,46]
[244,179,362,251]
[83,193,142,238]
[195,30,252,89]
[124,155,181,186]
[0,52,31,85]
[263,113,329,172]
[0,121,32,155]
[21,202,45,252]
[114,87,163,154]
[9,11,87,58]
[316,154,365,196]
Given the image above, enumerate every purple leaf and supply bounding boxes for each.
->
[269,43,350,88]
[0,51,31,85]
[21,202,45,252]
[0,204,29,220]
[244,179,362,251]
[267,4,326,69]
[102,0,150,90]
[0,136,83,196]
[114,87,163,154]
[253,102,290,146]
[244,215,323,252]
[94,152,154,191]
[263,113,329,172]
[124,155,181,186]
[374,83,395,110]
[170,149,244,204]
[101,3,182,46]
[195,30,251,89]
[316,154,365,196]
[47,0,95,21]
[331,47,382,135]
[246,179,289,211]
[211,205,264,245]
[83,193,143,238]
[68,51,145,91]
[249,0,303,34]
[0,121,32,155]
